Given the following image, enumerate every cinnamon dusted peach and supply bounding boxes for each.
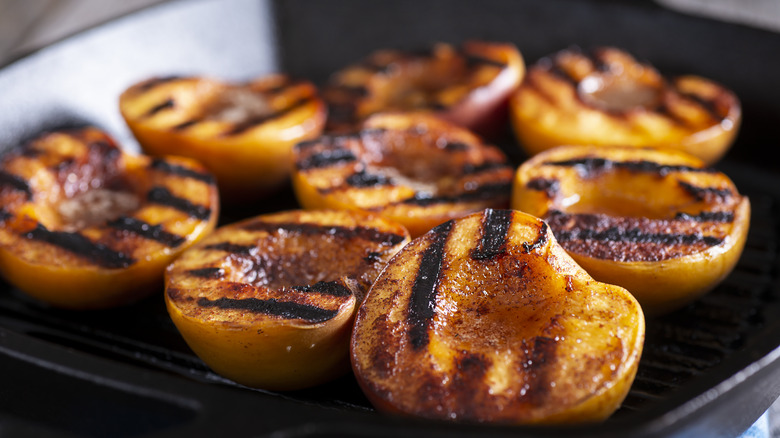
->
[0,128,219,309]
[119,74,326,202]
[324,41,524,137]
[512,145,750,315]
[510,47,741,164]
[164,209,410,391]
[291,112,514,237]
[351,209,644,424]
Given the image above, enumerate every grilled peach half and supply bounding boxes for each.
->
[119,74,326,202]
[324,41,524,137]
[351,209,644,424]
[510,47,741,165]
[291,112,514,238]
[512,145,750,315]
[0,128,219,309]
[165,209,410,391]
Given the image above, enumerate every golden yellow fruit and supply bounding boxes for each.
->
[0,128,219,309]
[512,144,750,315]
[351,208,644,423]
[165,209,410,391]
[119,74,326,202]
[510,47,741,165]
[291,112,514,237]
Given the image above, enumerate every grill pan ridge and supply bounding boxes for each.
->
[1,0,780,437]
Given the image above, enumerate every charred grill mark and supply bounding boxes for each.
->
[326,103,357,124]
[149,159,215,184]
[242,221,407,247]
[523,336,558,406]
[553,223,723,247]
[546,58,578,86]
[364,251,382,264]
[408,220,453,349]
[545,157,712,177]
[0,209,10,221]
[522,222,549,254]
[107,216,186,247]
[0,171,32,200]
[586,48,611,73]
[222,98,312,136]
[441,141,470,152]
[187,267,225,279]
[290,280,352,297]
[526,177,560,198]
[296,148,357,171]
[471,209,513,260]
[345,170,391,188]
[402,182,511,207]
[135,76,183,93]
[678,181,734,201]
[203,242,256,254]
[172,119,201,131]
[675,211,734,222]
[680,91,723,121]
[143,98,175,118]
[24,224,134,269]
[147,187,211,220]
[197,297,337,323]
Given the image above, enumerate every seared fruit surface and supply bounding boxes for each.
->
[512,145,750,314]
[165,209,410,390]
[351,209,644,423]
[0,128,219,309]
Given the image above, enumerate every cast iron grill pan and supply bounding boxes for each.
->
[1,0,780,437]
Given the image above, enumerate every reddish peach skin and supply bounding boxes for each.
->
[324,40,525,139]
[439,41,526,138]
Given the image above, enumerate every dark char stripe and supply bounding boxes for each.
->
[526,177,560,198]
[471,209,513,260]
[197,297,337,323]
[291,281,352,297]
[554,226,723,247]
[24,224,134,269]
[144,98,175,118]
[203,242,256,255]
[680,91,722,121]
[0,171,32,200]
[545,157,713,176]
[223,98,312,136]
[150,159,215,184]
[147,187,211,220]
[172,119,201,131]
[402,182,511,207]
[408,220,454,350]
[345,170,391,188]
[187,267,225,279]
[678,181,733,201]
[107,216,186,247]
[296,148,357,170]
[243,221,407,247]
[675,211,734,222]
[522,222,549,253]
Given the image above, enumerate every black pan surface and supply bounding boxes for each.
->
[1,0,780,437]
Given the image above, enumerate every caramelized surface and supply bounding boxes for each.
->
[352,209,644,423]
[510,47,740,164]
[0,128,219,308]
[292,113,514,237]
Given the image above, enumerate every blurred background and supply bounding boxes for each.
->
[1,0,779,66]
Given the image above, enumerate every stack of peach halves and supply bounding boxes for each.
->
[0,39,748,427]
